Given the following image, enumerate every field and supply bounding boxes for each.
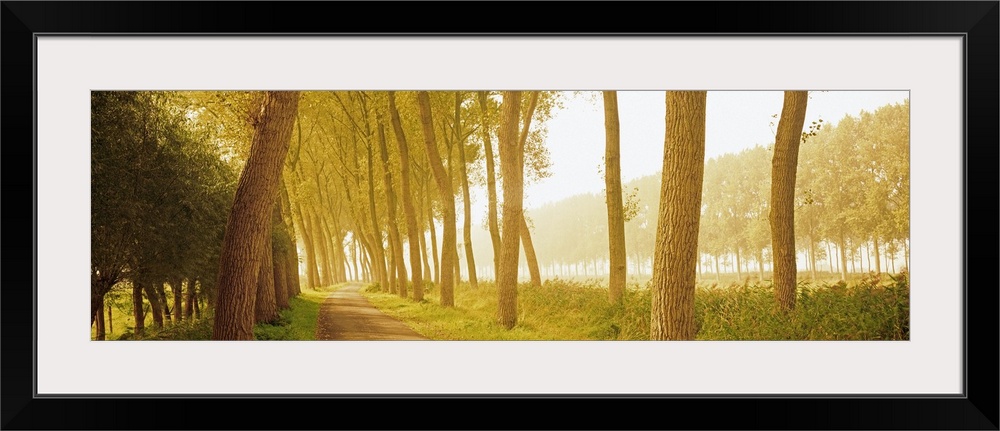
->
[361,271,909,341]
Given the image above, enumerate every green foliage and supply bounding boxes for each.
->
[117,314,215,340]
[245,284,333,340]
[253,311,294,340]
[112,283,337,341]
[92,91,237,305]
[694,275,909,340]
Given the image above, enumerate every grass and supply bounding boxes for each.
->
[361,271,909,341]
[252,285,336,341]
[694,273,910,340]
[103,283,342,341]
[97,273,908,341]
[362,279,650,340]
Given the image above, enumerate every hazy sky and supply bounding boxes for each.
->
[464,90,908,225]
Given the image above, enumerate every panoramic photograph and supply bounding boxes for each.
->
[91,90,910,341]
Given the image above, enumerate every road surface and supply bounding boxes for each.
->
[314,282,428,341]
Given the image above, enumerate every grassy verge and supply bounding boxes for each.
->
[253,285,338,340]
[362,280,648,340]
[361,272,909,341]
[107,284,342,340]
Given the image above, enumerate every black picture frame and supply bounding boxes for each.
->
[3,2,997,429]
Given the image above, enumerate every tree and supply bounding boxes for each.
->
[387,91,424,301]
[517,92,544,288]
[650,91,707,340]
[93,91,237,338]
[213,91,300,340]
[497,91,523,329]
[603,91,626,304]
[477,91,502,277]
[374,106,408,298]
[454,92,479,290]
[254,219,279,323]
[770,91,808,312]
[416,91,457,307]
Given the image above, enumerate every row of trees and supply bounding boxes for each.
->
[91,91,304,339]
[94,90,908,341]
[92,92,235,339]
[202,91,562,337]
[504,98,909,287]
[93,90,561,339]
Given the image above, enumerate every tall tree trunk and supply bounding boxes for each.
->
[840,237,850,281]
[387,92,424,300]
[366,141,389,291]
[185,280,197,320]
[735,248,743,281]
[132,283,145,336]
[322,216,337,286]
[335,231,349,283]
[456,94,479,290]
[343,245,353,281]
[213,91,299,340]
[478,91,502,277]
[255,222,279,324]
[386,242,399,294]
[904,240,909,270]
[329,219,346,284]
[273,206,290,310]
[446,128,462,288]
[808,234,817,281]
[603,91,628,304]
[418,204,432,287]
[172,279,183,323]
[714,254,721,282]
[418,180,435,285]
[873,236,881,275]
[862,242,868,273]
[417,91,457,307]
[361,245,371,281]
[650,91,706,340]
[850,241,858,273]
[280,177,302,296]
[155,283,170,325]
[889,242,896,273]
[193,280,202,319]
[296,204,319,290]
[286,230,301,297]
[311,210,331,287]
[827,241,835,273]
[520,217,542,288]
[352,238,361,281]
[90,278,113,328]
[144,283,164,328]
[416,237,429,286]
[517,91,543,289]
[94,296,106,340]
[769,91,808,312]
[107,302,113,335]
[374,112,408,298]
[454,241,462,287]
[497,91,523,329]
[892,246,897,273]
[427,196,440,286]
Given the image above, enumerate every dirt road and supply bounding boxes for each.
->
[314,282,428,340]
